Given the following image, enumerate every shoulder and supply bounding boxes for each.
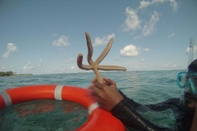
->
[164,98,180,104]
[161,98,182,108]
[145,98,181,111]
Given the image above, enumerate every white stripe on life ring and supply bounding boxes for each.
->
[0,91,12,106]
[54,85,64,100]
[88,102,99,114]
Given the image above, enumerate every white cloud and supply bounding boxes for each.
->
[71,66,75,70]
[93,33,115,46]
[133,35,142,40]
[53,35,70,47]
[3,52,10,59]
[7,43,17,51]
[120,44,140,57]
[141,58,145,62]
[173,64,177,67]
[169,0,178,11]
[143,48,150,51]
[138,0,178,11]
[3,43,18,58]
[52,33,58,37]
[65,58,73,63]
[163,62,177,68]
[23,62,35,70]
[1,64,5,70]
[37,58,43,67]
[138,0,165,9]
[138,0,152,9]
[122,1,178,37]
[142,11,160,36]
[121,7,141,31]
[39,58,43,62]
[167,32,175,38]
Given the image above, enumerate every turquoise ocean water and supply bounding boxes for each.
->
[0,70,185,130]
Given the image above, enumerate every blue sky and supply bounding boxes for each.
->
[0,0,197,74]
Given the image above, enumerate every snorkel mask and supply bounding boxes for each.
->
[177,72,197,100]
[177,59,197,106]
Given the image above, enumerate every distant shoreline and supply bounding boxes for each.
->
[12,74,33,76]
[0,71,32,77]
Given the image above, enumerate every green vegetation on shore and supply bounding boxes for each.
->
[0,71,32,77]
[0,71,14,76]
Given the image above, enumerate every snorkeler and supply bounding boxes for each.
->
[89,59,197,131]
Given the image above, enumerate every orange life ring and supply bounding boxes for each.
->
[0,85,125,131]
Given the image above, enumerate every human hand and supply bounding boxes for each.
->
[91,77,118,90]
[89,78,123,111]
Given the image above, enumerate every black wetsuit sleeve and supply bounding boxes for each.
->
[111,99,171,131]
[119,90,142,107]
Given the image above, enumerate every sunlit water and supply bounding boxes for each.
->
[0,70,184,130]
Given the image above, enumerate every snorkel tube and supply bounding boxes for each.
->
[184,38,197,102]
[188,37,195,66]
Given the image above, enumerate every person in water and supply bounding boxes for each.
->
[89,59,197,131]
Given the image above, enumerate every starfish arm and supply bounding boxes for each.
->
[95,38,113,64]
[97,65,127,71]
[85,32,94,65]
[77,32,128,84]
[92,67,102,83]
[77,54,93,70]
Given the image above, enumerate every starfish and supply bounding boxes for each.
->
[77,32,127,83]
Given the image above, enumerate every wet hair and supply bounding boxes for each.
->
[188,59,197,72]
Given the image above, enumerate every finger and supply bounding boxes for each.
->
[88,91,101,103]
[89,90,98,97]
[91,78,97,83]
[102,77,111,86]
[87,83,94,89]
[103,77,116,85]
[94,82,105,90]
[89,83,103,96]
[102,77,108,85]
